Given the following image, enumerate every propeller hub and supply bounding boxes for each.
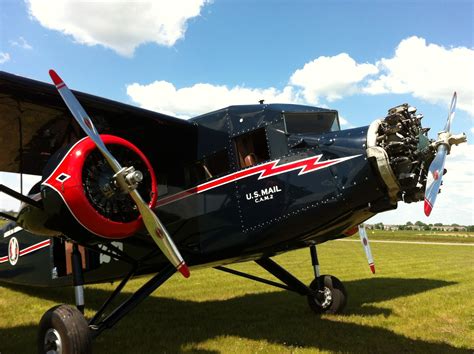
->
[126,170,143,186]
[114,166,144,193]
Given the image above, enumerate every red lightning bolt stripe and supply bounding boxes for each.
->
[156,154,361,207]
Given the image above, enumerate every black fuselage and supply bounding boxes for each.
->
[1,104,394,286]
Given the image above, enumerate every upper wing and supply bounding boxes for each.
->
[0,71,196,176]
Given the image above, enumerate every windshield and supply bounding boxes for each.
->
[284,111,340,134]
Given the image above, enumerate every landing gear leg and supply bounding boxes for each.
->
[38,243,91,354]
[72,244,85,313]
[216,249,347,315]
[38,258,177,353]
[307,244,347,314]
[309,245,321,288]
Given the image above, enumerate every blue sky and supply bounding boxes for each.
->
[0,0,473,224]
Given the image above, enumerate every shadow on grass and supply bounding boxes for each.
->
[1,277,469,353]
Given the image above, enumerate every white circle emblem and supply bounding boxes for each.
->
[8,237,19,266]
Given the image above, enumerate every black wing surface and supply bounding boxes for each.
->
[0,71,197,176]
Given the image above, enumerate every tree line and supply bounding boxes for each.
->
[370,221,473,232]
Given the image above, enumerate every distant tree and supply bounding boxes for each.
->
[398,225,406,230]
[434,223,443,226]
[423,225,431,231]
[374,222,384,230]
[453,227,459,232]
[406,221,413,226]
[467,225,474,232]
[415,221,426,226]
[451,223,460,227]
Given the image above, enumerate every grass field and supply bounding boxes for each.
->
[0,227,473,353]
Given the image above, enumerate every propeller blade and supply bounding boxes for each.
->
[423,92,457,217]
[444,91,457,133]
[424,145,447,216]
[49,70,189,278]
[49,70,121,173]
[358,224,375,274]
[129,188,189,277]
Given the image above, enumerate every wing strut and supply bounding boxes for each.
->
[0,184,42,209]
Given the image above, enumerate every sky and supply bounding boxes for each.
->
[0,0,473,225]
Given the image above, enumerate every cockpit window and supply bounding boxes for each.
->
[234,128,270,168]
[284,111,340,134]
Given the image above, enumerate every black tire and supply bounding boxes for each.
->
[307,275,347,314]
[38,304,92,354]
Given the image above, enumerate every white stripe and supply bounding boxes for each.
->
[337,239,474,246]
[4,226,22,238]
[20,240,51,256]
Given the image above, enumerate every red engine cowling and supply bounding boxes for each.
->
[42,135,157,239]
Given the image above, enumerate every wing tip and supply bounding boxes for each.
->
[49,69,64,86]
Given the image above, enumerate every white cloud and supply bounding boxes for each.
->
[364,36,474,115]
[338,116,348,126]
[125,36,468,136]
[0,52,10,64]
[289,53,378,103]
[27,0,209,57]
[127,81,299,118]
[9,36,33,50]
[126,80,356,126]
[338,115,354,128]
[285,37,474,116]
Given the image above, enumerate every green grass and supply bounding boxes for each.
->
[1,238,473,353]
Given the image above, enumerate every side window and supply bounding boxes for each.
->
[204,149,230,178]
[266,121,289,158]
[184,149,230,187]
[234,128,270,168]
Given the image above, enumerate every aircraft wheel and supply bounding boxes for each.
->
[38,304,92,354]
[307,275,347,314]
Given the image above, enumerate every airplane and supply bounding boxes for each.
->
[0,70,467,353]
